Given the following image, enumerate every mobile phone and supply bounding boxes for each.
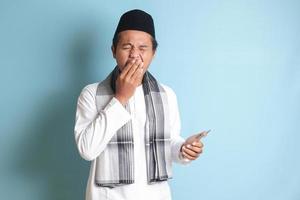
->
[195,129,211,139]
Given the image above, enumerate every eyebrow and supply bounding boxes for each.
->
[122,43,133,47]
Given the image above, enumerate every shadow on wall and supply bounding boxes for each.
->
[14,28,107,200]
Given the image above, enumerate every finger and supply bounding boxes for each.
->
[132,62,144,81]
[182,150,197,160]
[125,59,142,80]
[120,58,136,77]
[182,146,199,157]
[185,144,204,154]
[185,141,203,151]
[187,145,203,154]
[191,141,204,148]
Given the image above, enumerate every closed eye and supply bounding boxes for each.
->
[139,45,149,51]
[122,43,133,50]
[122,46,132,50]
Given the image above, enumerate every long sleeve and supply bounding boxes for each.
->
[74,85,131,161]
[163,85,191,165]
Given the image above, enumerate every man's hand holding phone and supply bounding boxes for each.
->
[181,130,211,160]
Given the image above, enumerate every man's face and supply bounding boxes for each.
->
[112,30,155,71]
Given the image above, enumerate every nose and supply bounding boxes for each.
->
[129,47,140,59]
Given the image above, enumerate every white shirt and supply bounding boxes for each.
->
[74,81,190,200]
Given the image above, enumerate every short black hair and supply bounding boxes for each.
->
[112,33,158,52]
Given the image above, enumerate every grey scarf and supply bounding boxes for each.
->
[94,66,172,187]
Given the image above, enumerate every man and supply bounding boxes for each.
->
[74,9,204,200]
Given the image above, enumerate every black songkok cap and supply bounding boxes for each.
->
[113,9,155,39]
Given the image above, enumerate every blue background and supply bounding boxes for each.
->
[1,0,299,199]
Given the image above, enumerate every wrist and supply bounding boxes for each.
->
[114,95,127,106]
